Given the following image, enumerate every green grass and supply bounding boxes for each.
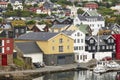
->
[13,58,25,67]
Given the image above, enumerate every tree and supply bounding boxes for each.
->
[77,8,84,14]
[0,18,3,23]
[26,20,36,25]
[7,3,13,11]
[57,0,73,6]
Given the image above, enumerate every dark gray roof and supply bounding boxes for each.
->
[78,15,104,21]
[62,31,75,36]
[51,24,69,29]
[17,32,59,41]
[15,42,42,54]
[109,23,120,30]
[10,0,23,3]
[43,1,54,9]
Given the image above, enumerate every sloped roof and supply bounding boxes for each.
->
[82,10,99,16]
[76,24,89,34]
[85,35,114,45]
[0,23,12,29]
[62,31,75,36]
[10,0,23,3]
[51,24,69,29]
[78,15,104,21]
[35,24,46,31]
[17,32,59,41]
[109,23,120,30]
[15,42,42,54]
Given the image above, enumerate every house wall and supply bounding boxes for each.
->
[7,54,13,65]
[95,52,112,60]
[23,53,43,63]
[0,38,14,54]
[74,17,105,35]
[37,33,74,54]
[66,25,79,31]
[44,53,74,66]
[36,41,48,54]
[75,52,92,63]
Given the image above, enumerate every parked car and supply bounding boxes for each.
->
[102,57,112,61]
[33,62,45,68]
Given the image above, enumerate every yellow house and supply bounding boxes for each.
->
[16,32,74,65]
[65,25,79,31]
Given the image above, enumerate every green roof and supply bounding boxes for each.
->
[86,10,99,16]
[76,24,89,34]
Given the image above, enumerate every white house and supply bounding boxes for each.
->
[11,0,23,10]
[85,35,115,61]
[74,10,105,35]
[15,42,43,63]
[0,1,8,8]
[63,30,92,63]
[111,4,120,11]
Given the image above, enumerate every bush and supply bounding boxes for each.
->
[13,58,25,67]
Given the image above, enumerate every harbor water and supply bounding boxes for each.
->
[33,70,119,80]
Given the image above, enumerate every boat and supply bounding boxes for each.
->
[93,61,108,74]
[106,61,120,68]
[93,65,107,74]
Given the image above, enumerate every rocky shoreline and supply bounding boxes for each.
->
[0,61,120,80]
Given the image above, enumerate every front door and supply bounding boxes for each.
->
[2,54,7,66]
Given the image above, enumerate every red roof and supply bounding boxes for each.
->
[0,2,8,5]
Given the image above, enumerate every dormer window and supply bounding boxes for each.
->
[90,39,94,44]
[108,38,114,43]
[77,33,80,36]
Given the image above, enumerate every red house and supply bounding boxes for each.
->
[0,38,14,66]
[84,2,98,10]
[113,34,120,60]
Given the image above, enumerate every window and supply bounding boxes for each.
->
[81,39,83,43]
[93,46,95,50]
[74,39,76,43]
[67,39,69,42]
[113,45,115,49]
[110,45,112,49]
[102,46,105,49]
[79,46,81,50]
[80,55,82,60]
[0,40,2,46]
[106,46,109,49]
[52,46,54,50]
[21,29,25,33]
[0,48,2,53]
[15,29,18,33]
[81,46,83,50]
[6,40,10,43]
[77,32,80,36]
[77,39,80,43]
[111,39,114,43]
[90,39,94,44]
[88,46,91,50]
[6,47,10,51]
[77,55,79,60]
[59,38,63,43]
[108,39,110,43]
[67,46,69,50]
[59,46,63,52]
[75,46,78,50]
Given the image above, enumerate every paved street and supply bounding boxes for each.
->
[0,63,88,75]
